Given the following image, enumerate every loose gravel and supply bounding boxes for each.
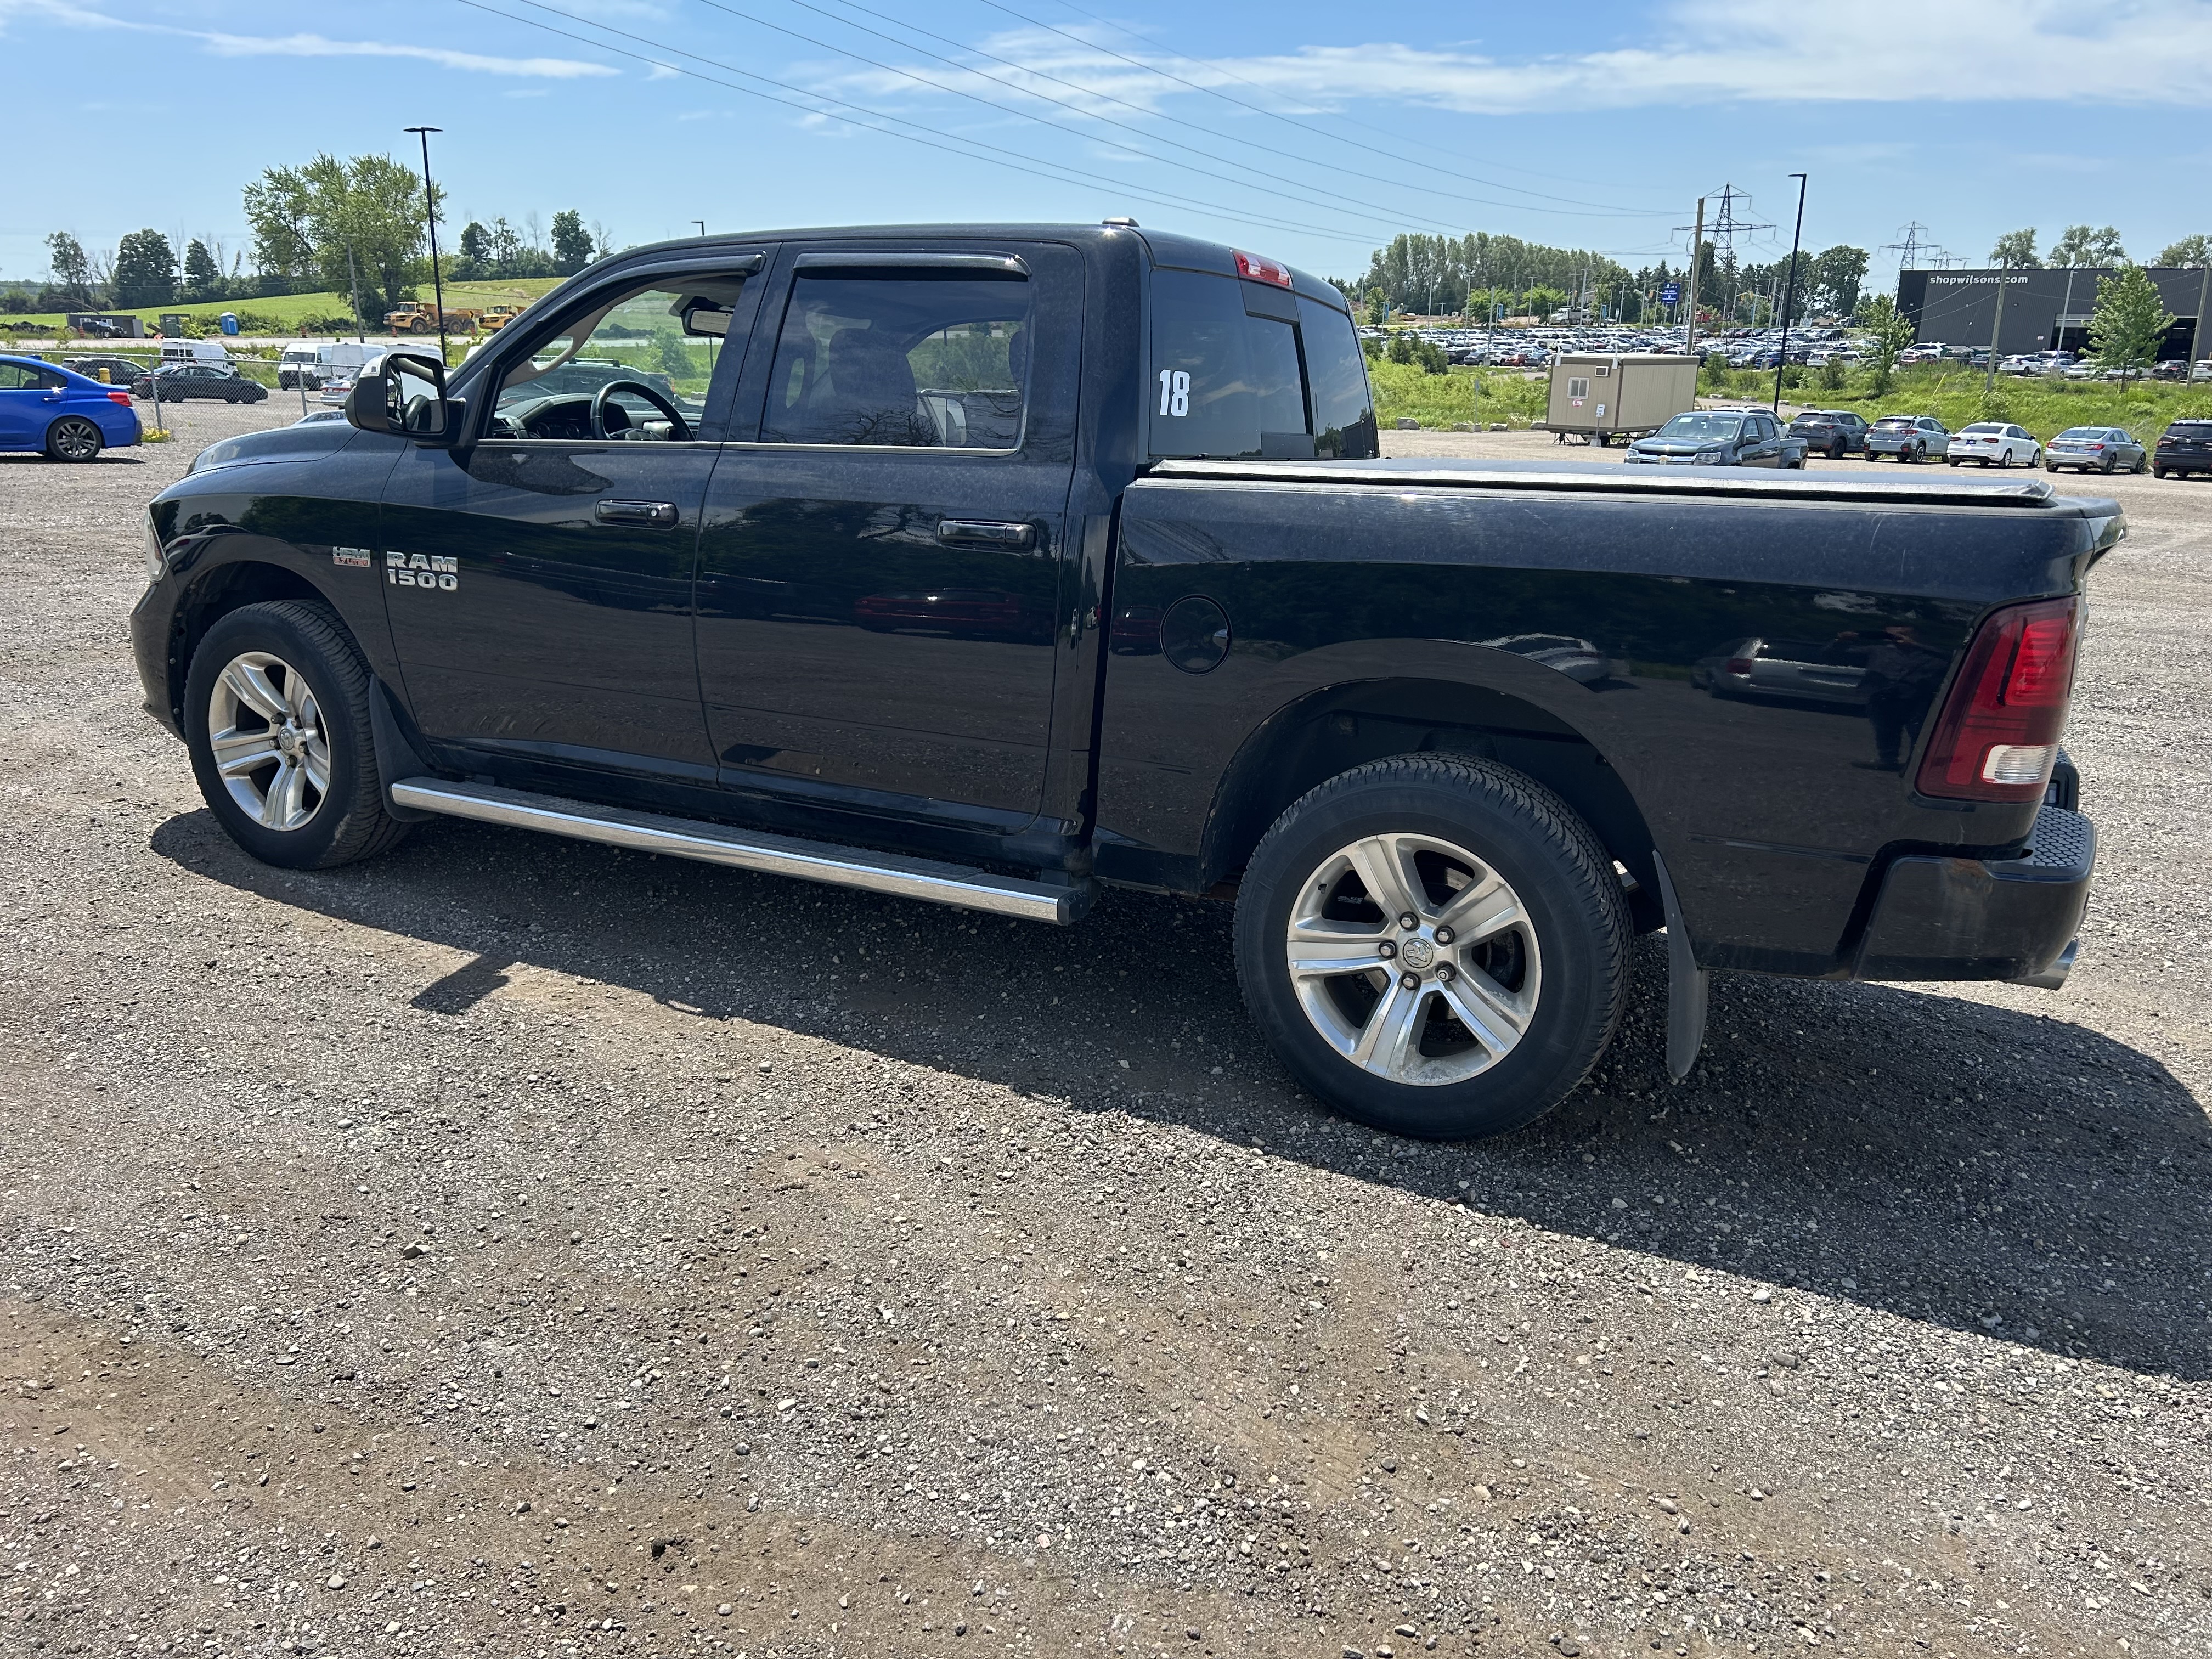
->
[1,408,2206,1659]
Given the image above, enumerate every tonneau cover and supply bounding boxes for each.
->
[1146,455,2072,510]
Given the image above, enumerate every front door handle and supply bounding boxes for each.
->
[595,499,680,527]
[937,518,1035,549]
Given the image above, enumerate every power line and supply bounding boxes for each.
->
[692,0,1471,238]
[991,0,1675,215]
[813,0,1667,221]
[456,0,1383,245]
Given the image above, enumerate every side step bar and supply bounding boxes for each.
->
[388,777,1093,925]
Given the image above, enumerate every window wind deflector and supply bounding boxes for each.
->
[627,252,765,278]
[793,252,1027,276]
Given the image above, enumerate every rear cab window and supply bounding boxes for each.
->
[1147,263,1376,461]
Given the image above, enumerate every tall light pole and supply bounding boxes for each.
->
[403,126,447,364]
[1773,172,1807,411]
[692,219,706,238]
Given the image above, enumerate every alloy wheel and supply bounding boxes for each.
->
[1284,832,1541,1086]
[48,417,101,461]
[205,651,330,832]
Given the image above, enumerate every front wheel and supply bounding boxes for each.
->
[1233,754,1630,1141]
[183,600,410,870]
[44,415,104,462]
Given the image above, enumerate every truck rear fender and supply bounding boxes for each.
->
[1199,677,1666,933]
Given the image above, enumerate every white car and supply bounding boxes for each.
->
[1945,422,2041,468]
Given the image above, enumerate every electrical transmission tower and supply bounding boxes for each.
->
[1702,183,1773,326]
[1882,222,1939,272]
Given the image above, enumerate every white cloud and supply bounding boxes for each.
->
[0,4,616,77]
[200,31,617,78]
[823,2,2212,117]
[1155,2,2212,112]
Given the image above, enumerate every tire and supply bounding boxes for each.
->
[1233,754,1631,1141]
[2154,467,2167,479]
[182,600,410,870]
[2101,453,2117,474]
[2134,453,2148,474]
[43,416,103,462]
[2044,460,2059,472]
[1827,440,1844,461]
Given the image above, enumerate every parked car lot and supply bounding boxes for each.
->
[3,402,2210,1658]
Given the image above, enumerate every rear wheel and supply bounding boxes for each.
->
[44,416,103,462]
[183,600,410,870]
[1827,439,1844,460]
[1234,754,1630,1141]
[2154,466,2168,479]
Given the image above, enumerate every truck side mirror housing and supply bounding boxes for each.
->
[346,351,456,445]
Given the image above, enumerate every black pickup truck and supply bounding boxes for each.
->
[131,222,2109,1141]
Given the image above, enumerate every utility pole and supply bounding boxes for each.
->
[1774,172,1807,411]
[1684,196,1706,368]
[404,125,448,365]
[345,245,365,344]
[1984,255,2010,400]
[2195,259,2211,374]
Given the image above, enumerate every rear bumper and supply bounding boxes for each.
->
[1852,803,2094,986]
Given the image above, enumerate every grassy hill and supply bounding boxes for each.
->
[2,276,567,335]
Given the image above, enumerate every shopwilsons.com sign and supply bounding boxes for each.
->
[1925,273,2031,285]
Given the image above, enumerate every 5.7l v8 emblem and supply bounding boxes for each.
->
[387,551,458,592]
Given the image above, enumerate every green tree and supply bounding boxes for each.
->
[1364,286,1387,326]
[1857,292,1915,395]
[1386,331,1416,365]
[455,220,492,279]
[244,151,437,315]
[2155,233,2212,268]
[551,209,594,275]
[112,229,177,308]
[46,232,94,305]
[1521,285,1567,321]
[181,238,222,301]
[1988,228,2040,269]
[2050,224,2126,267]
[1808,245,1869,317]
[2087,265,2172,387]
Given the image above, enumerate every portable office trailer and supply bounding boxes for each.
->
[1540,353,1699,444]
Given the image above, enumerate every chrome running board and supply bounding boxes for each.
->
[388,777,1093,925]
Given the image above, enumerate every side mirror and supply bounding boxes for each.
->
[345,351,455,445]
[681,298,731,338]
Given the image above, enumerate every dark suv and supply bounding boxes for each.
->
[1786,408,1870,459]
[2153,419,2212,479]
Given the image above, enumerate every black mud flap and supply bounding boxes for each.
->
[369,679,438,822]
[1650,850,1709,1082]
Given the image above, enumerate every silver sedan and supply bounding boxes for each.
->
[2044,426,2147,474]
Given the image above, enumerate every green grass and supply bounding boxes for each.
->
[1367,361,1547,430]
[0,276,566,336]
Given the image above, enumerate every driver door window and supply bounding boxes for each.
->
[490,284,739,443]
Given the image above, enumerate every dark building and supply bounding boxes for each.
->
[1898,266,2211,360]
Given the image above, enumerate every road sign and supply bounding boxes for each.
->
[1660,282,1681,306]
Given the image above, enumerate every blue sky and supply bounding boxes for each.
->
[7,0,2211,291]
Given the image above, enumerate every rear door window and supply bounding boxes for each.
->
[761,267,1030,449]
[1148,269,1375,460]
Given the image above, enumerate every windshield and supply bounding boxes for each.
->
[1653,414,1744,442]
[2056,427,2104,439]
[1959,424,2004,435]
[1873,417,1917,428]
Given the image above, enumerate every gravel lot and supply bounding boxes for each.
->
[2,407,2207,1659]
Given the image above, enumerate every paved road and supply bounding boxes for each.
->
[1,408,2205,1659]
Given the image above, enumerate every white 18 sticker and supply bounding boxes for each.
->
[1156,369,1189,418]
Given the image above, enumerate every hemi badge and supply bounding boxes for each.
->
[332,546,373,568]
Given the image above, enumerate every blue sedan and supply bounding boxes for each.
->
[0,353,143,461]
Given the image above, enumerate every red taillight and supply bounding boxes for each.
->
[1724,657,1754,675]
[1233,249,1293,289]
[1915,596,2080,802]
[107,390,132,407]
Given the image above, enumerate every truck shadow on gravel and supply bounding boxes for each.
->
[155,807,2212,1381]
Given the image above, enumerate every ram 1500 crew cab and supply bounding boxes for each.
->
[131,223,2108,1140]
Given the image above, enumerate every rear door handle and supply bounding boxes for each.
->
[595,499,680,527]
[937,518,1035,549]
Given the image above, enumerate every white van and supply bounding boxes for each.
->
[278,341,369,390]
[160,339,232,367]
